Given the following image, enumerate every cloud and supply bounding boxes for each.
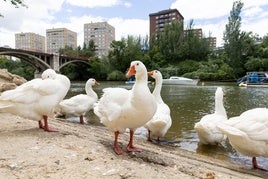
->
[171,0,268,46]
[171,0,234,20]
[171,0,268,20]
[65,0,131,8]
[108,18,149,40]
[1,0,268,49]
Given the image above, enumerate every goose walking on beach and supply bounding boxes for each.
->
[0,69,70,132]
[217,108,268,170]
[194,87,227,145]
[144,70,172,142]
[57,78,99,124]
[94,61,157,154]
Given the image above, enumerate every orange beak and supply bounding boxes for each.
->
[147,70,154,76]
[95,80,100,86]
[126,65,136,78]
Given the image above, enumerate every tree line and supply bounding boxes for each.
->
[1,0,268,82]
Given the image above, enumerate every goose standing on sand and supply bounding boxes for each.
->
[57,78,99,124]
[144,70,172,142]
[194,87,227,145]
[0,69,70,132]
[94,60,157,154]
[217,108,268,170]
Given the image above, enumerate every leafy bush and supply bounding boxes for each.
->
[107,70,125,81]
[244,57,268,71]
[0,57,35,80]
[177,60,199,75]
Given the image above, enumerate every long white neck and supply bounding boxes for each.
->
[86,85,98,100]
[132,70,148,90]
[215,94,227,118]
[152,77,164,103]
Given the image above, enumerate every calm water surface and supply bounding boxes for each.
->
[68,81,268,169]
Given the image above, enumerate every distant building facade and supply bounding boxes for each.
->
[149,9,217,47]
[184,28,203,39]
[185,29,217,48]
[46,28,77,53]
[206,37,217,49]
[15,32,45,52]
[84,22,115,57]
[149,9,184,37]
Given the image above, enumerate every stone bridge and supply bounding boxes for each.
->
[0,47,90,74]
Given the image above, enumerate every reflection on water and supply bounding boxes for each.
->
[67,81,268,169]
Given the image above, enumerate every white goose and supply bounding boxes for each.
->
[94,60,157,154]
[144,70,172,142]
[57,78,99,124]
[0,69,70,132]
[217,108,268,170]
[194,87,227,145]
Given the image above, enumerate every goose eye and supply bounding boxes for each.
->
[155,70,158,73]
[136,62,139,66]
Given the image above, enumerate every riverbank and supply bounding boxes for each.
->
[0,112,267,179]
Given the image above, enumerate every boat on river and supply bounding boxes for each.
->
[237,72,268,87]
[125,78,136,84]
[162,76,199,85]
[125,78,151,84]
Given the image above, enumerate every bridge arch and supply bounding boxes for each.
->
[0,51,51,71]
[59,60,91,70]
[0,47,91,75]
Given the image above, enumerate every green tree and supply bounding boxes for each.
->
[244,57,268,71]
[80,40,96,57]
[181,20,211,61]
[108,40,126,72]
[0,57,35,80]
[223,0,252,77]
[108,36,144,73]
[150,20,211,65]
[155,21,184,64]
[87,57,112,80]
[254,34,268,58]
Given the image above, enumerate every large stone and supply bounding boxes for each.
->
[0,69,27,92]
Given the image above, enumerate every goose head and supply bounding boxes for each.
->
[86,78,100,87]
[126,61,147,80]
[148,70,162,81]
[41,69,57,80]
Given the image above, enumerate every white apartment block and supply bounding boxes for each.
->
[84,22,115,57]
[46,28,77,54]
[15,32,45,52]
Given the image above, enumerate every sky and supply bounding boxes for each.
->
[0,0,268,48]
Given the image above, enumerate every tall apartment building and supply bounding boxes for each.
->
[15,32,45,52]
[149,9,184,37]
[46,28,77,54]
[84,22,115,57]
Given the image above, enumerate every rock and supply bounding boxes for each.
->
[12,75,27,86]
[0,83,17,92]
[0,69,27,92]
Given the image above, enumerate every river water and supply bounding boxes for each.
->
[67,80,268,169]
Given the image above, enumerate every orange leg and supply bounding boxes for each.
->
[252,157,267,171]
[79,115,84,124]
[43,115,58,132]
[38,120,44,129]
[147,130,153,142]
[127,129,142,152]
[114,131,125,155]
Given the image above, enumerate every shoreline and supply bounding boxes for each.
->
[0,112,267,178]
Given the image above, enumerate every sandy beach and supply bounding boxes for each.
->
[0,112,267,179]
